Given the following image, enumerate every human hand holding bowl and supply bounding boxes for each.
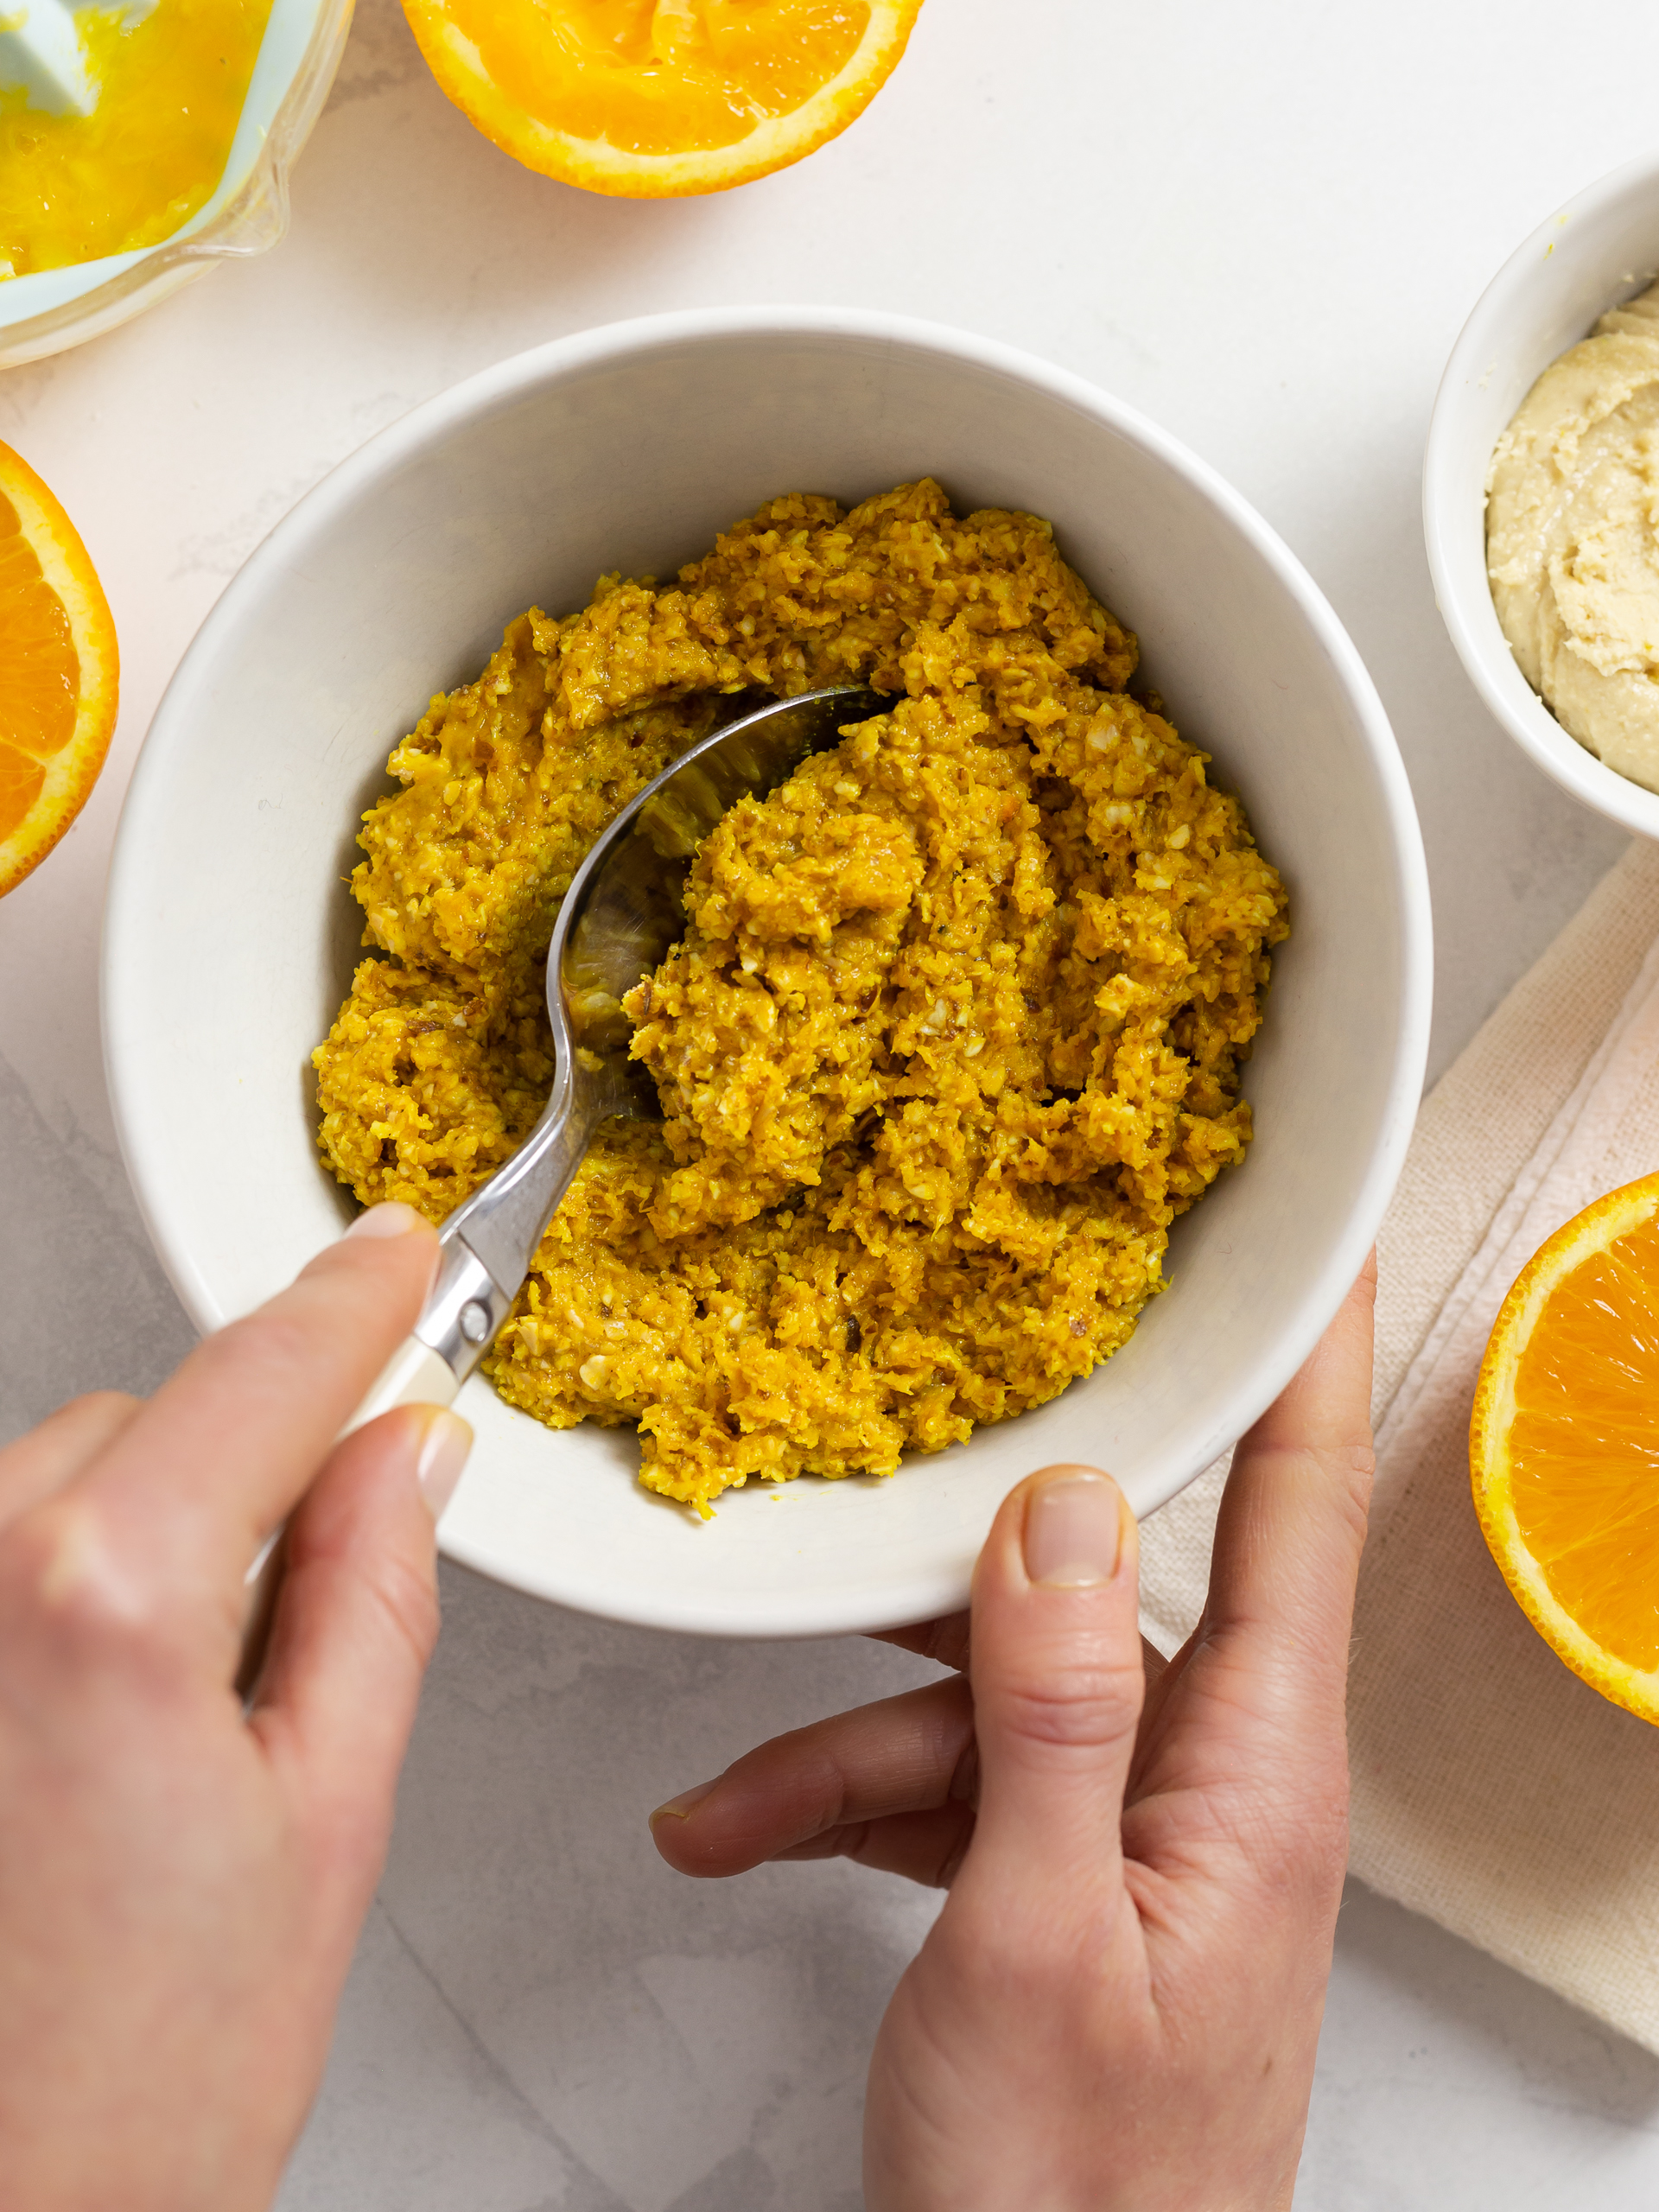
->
[652,1262,1378,2211]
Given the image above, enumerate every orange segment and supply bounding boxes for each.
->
[0,445,119,899]
[402,0,924,197]
[0,744,48,841]
[1471,1173,1659,1719]
[0,498,80,759]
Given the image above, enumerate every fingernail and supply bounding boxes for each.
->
[649,1778,718,1825]
[346,1201,428,1240]
[1023,1467,1126,1587]
[414,1408,472,1522]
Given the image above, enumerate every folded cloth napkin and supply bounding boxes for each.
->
[1138,838,1659,2054]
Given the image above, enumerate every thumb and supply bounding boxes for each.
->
[965,1464,1142,1886]
[249,1406,469,1926]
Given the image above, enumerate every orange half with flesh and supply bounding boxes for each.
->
[0,445,119,899]
[402,0,925,197]
[1471,1173,1659,1722]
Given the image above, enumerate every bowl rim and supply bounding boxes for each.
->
[1422,147,1659,840]
[103,305,1433,1626]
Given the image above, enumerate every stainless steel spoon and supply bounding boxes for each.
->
[238,683,880,1691]
[233,683,881,1690]
[349,680,883,1430]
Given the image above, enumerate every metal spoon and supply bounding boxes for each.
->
[237,683,880,1692]
[349,680,883,1430]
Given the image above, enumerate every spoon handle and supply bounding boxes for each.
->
[349,1072,600,1428]
[238,1089,599,1695]
[346,1336,461,1426]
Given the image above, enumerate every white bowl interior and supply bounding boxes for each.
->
[1424,152,1659,836]
[105,313,1429,1637]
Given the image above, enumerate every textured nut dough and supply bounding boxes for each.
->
[1489,280,1659,791]
[314,481,1288,1517]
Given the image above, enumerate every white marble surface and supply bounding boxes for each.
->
[4,0,1659,2200]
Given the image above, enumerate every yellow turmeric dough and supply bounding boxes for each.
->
[314,480,1288,1517]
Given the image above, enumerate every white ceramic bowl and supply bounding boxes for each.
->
[103,308,1431,1638]
[0,0,351,370]
[1424,150,1659,837]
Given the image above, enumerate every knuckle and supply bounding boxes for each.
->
[59,1388,142,1425]
[799,1740,855,1833]
[366,1551,441,1676]
[1253,1438,1375,1561]
[1329,1440,1376,1535]
[1224,1769,1351,1907]
[919,1673,975,1763]
[0,1496,175,1666]
[199,1306,315,1389]
[0,1391,141,1487]
[995,1654,1143,1753]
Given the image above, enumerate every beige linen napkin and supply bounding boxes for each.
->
[1139,838,1659,2054]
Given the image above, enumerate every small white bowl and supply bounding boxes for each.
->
[1424,150,1659,837]
[103,309,1431,1639]
[0,0,351,370]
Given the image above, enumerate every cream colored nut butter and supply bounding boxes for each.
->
[1488,280,1659,791]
